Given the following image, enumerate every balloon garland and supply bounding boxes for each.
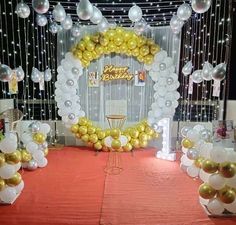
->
[55,27,180,152]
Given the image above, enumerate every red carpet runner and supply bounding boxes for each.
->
[0,147,236,225]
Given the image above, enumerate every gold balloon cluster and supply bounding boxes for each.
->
[71,27,161,68]
[70,117,160,152]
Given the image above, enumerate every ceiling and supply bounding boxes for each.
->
[25,0,189,26]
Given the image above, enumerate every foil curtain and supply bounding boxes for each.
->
[57,26,181,126]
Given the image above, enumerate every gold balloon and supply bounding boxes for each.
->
[0,153,5,167]
[95,44,104,55]
[127,39,137,50]
[81,134,89,142]
[70,124,79,133]
[219,162,236,178]
[74,50,83,60]
[86,41,95,51]
[145,54,154,65]
[91,34,100,43]
[83,35,91,42]
[140,45,149,56]
[115,27,124,35]
[132,48,140,57]
[125,134,131,142]
[139,132,148,142]
[147,38,155,46]
[181,138,194,149]
[106,29,116,40]
[79,126,88,135]
[137,124,145,132]
[120,43,127,53]
[130,138,140,148]
[44,148,49,157]
[129,129,139,139]
[6,172,22,187]
[87,120,93,127]
[150,44,160,55]
[0,178,5,191]
[83,50,93,61]
[5,150,22,164]
[97,131,106,140]
[111,139,121,150]
[123,31,132,41]
[145,127,154,136]
[202,160,219,174]
[199,183,217,199]
[194,157,204,168]
[218,187,236,204]
[21,149,32,163]
[123,143,133,152]
[87,126,96,135]
[137,55,144,63]
[110,129,121,139]
[33,133,46,144]
[75,133,81,139]
[108,42,116,52]
[100,36,109,46]
[114,36,123,46]
[152,132,160,139]
[78,41,86,51]
[94,141,103,150]
[89,134,98,144]
[139,140,148,148]
[146,135,152,141]
[105,129,110,136]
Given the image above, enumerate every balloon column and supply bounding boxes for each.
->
[20,121,50,170]
[0,133,24,204]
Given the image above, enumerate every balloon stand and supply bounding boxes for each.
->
[104,150,123,175]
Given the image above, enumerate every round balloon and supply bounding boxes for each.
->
[211,63,226,81]
[76,0,94,20]
[61,15,73,30]
[15,2,30,19]
[0,64,13,82]
[128,5,142,22]
[53,3,66,22]
[177,3,192,21]
[32,0,50,14]
[90,6,103,24]
[36,14,47,27]
[192,70,203,83]
[191,0,212,14]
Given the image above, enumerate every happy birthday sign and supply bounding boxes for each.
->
[101,65,133,81]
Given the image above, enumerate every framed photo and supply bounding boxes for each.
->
[88,72,99,87]
[134,70,146,86]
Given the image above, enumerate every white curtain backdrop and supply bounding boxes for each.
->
[57,26,181,128]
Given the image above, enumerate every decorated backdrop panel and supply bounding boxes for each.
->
[57,26,181,126]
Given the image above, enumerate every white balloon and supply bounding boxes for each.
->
[90,6,103,24]
[21,132,33,144]
[226,151,236,163]
[120,135,128,146]
[199,196,210,206]
[0,187,17,204]
[71,24,81,37]
[187,164,200,177]
[44,68,52,81]
[32,0,50,14]
[210,146,227,163]
[14,181,24,194]
[177,3,192,21]
[193,124,205,132]
[37,157,48,168]
[15,2,30,19]
[128,5,142,22]
[199,169,211,182]
[187,129,200,143]
[191,0,212,14]
[181,126,192,137]
[39,123,51,134]
[76,0,94,20]
[224,199,236,213]
[53,3,66,22]
[36,14,48,27]
[97,17,109,32]
[61,15,73,30]
[26,142,39,153]
[180,154,193,167]
[14,162,22,173]
[104,136,113,148]
[0,136,17,153]
[209,174,226,190]
[192,70,203,83]
[170,15,184,32]
[226,176,236,188]
[207,199,224,215]
[0,164,16,179]
[182,61,193,76]
[202,62,213,81]
[33,150,45,161]
[199,143,212,158]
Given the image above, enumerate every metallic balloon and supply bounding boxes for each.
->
[98,17,109,32]
[76,0,94,20]
[177,3,192,21]
[182,61,193,76]
[71,67,80,76]
[31,67,42,83]
[44,68,52,82]
[202,62,213,81]
[29,121,41,133]
[187,148,199,160]
[90,6,103,24]
[66,79,74,86]
[53,3,66,22]
[61,15,73,30]
[170,15,184,32]
[15,66,25,82]
[192,70,203,83]
[15,2,30,19]
[211,63,226,81]
[32,0,50,14]
[49,21,59,34]
[64,100,72,108]
[0,64,13,82]
[166,77,174,85]
[27,160,38,171]
[68,113,75,120]
[134,18,147,35]
[71,24,81,37]
[191,0,212,14]
[159,63,166,71]
[36,14,47,26]
[128,5,143,22]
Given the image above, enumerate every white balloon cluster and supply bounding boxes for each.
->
[0,133,24,204]
[145,50,180,125]
[182,62,227,82]
[55,53,85,128]
[21,121,50,170]
[0,64,25,83]
[31,67,52,83]
[170,3,192,34]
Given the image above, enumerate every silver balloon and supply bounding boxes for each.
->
[61,15,73,30]
[66,79,74,86]
[64,100,72,108]
[159,63,166,71]
[191,0,212,14]
[49,21,59,34]
[76,0,94,20]
[44,68,52,82]
[165,100,172,108]
[32,0,50,14]
[128,5,142,22]
[71,24,81,37]
[187,148,199,160]
[53,3,66,22]
[97,17,109,32]
[31,67,42,83]
[15,2,30,19]
[36,14,47,26]
[29,121,40,133]
[170,15,184,32]
[181,126,192,137]
[68,113,75,120]
[182,61,193,76]
[200,129,212,142]
[27,160,38,171]
[177,3,192,21]
[192,70,203,83]
[90,6,103,24]
[134,18,147,35]
[202,62,213,81]
[211,63,226,81]
[15,66,25,82]
[71,67,80,76]
[166,77,174,85]
[0,64,13,82]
